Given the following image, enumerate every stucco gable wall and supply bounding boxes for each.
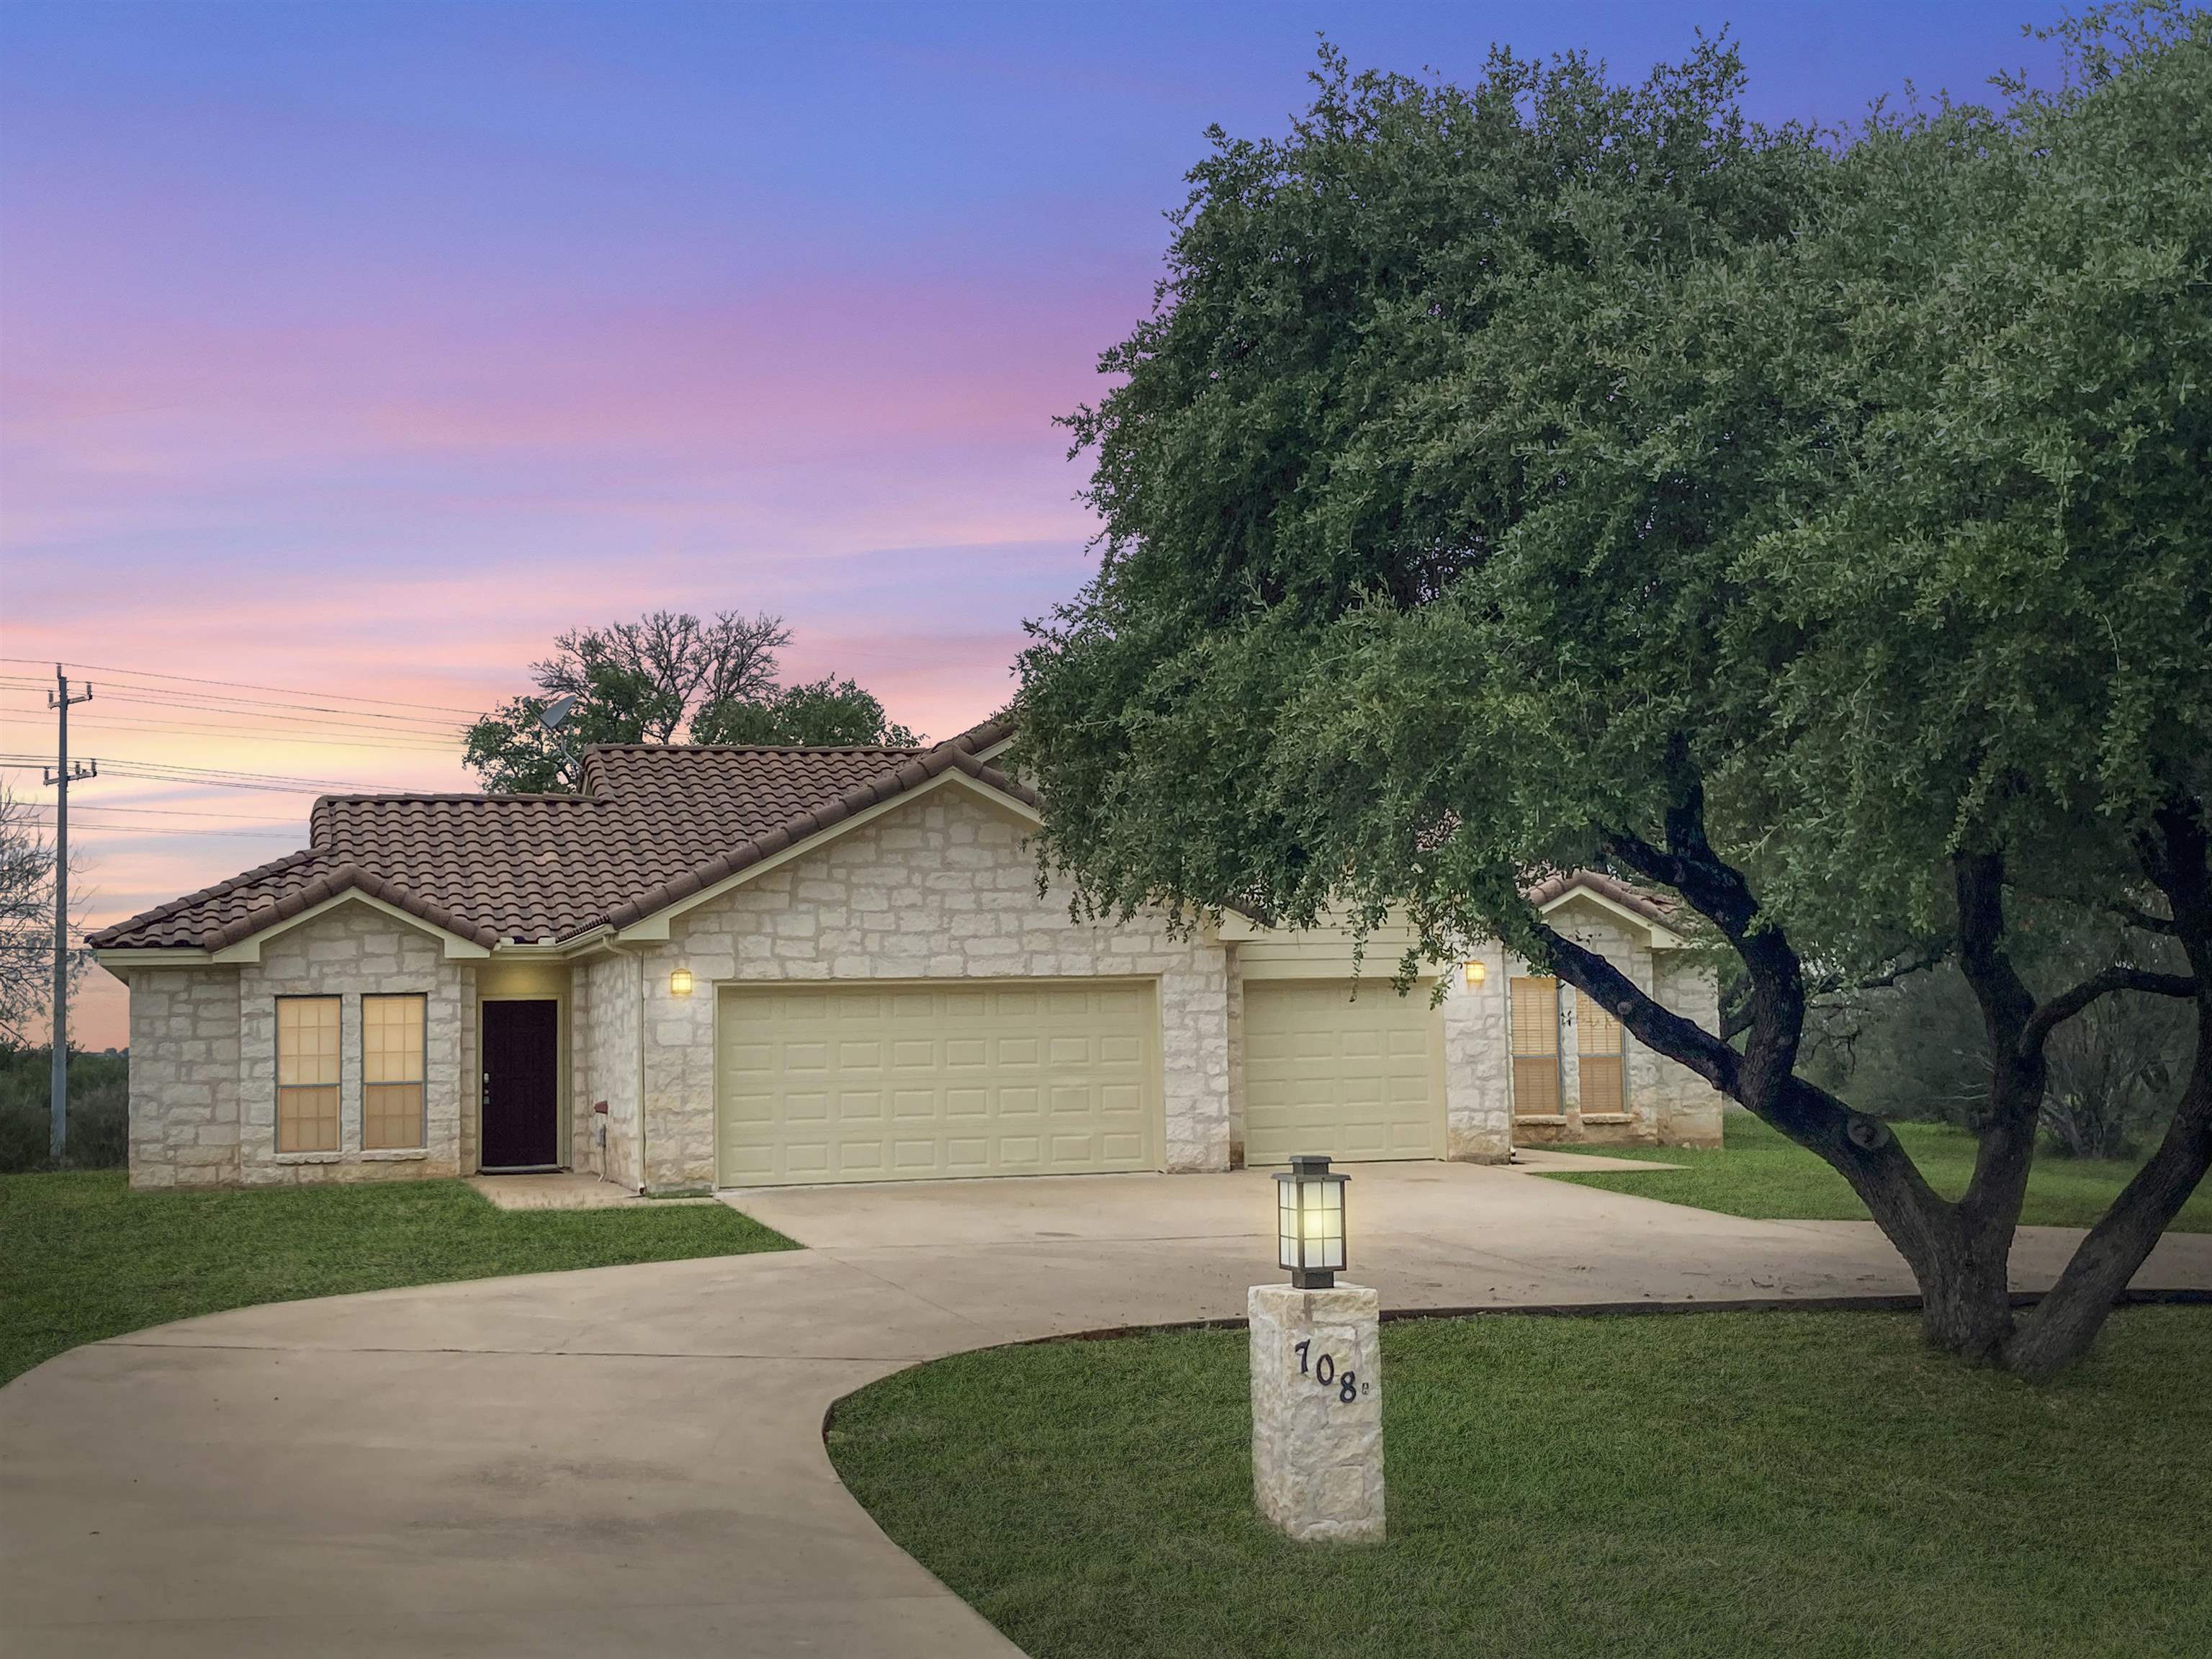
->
[635,787,1233,1192]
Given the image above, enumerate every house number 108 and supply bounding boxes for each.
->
[1292,1339,1367,1404]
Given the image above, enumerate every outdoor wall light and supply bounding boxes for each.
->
[668,967,695,997]
[1276,1154,1349,1290]
[1465,959,1488,989]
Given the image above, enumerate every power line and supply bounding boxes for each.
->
[17,818,302,840]
[17,801,313,822]
[0,711,458,752]
[0,754,406,793]
[0,657,485,716]
[0,685,467,743]
[0,680,466,739]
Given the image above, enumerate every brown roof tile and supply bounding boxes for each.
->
[91,719,1020,951]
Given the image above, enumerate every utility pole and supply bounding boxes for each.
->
[44,667,95,1162]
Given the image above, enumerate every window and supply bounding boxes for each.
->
[276,997,341,1152]
[1578,997,1626,1114]
[362,994,427,1150]
[1510,976,1560,1116]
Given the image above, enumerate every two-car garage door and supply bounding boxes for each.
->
[716,981,1156,1187]
[714,974,1447,1187]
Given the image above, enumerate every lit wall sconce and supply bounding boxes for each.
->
[668,967,695,997]
[1275,1154,1349,1290]
[1465,959,1488,989]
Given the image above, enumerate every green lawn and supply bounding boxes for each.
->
[829,1308,2211,1659]
[0,1170,794,1385]
[1539,1112,2212,1231]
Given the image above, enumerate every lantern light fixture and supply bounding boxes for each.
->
[668,967,695,997]
[1275,1154,1349,1290]
[1465,959,1488,989]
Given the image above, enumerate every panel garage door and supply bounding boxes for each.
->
[1242,979,1444,1166]
[716,981,1157,1187]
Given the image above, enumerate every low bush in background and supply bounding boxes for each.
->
[0,1046,127,1173]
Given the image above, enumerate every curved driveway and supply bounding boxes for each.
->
[6,1160,2208,1658]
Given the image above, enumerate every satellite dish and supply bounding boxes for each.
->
[538,694,577,733]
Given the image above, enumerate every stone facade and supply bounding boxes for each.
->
[633,785,1233,1192]
[1248,1282,1385,1543]
[124,967,241,1187]
[115,794,1722,1189]
[235,906,469,1185]
[578,950,642,1188]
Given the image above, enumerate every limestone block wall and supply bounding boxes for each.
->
[1441,945,1511,1161]
[636,785,1233,1192]
[234,904,468,1184]
[124,966,242,1189]
[1651,950,1725,1146]
[579,950,642,1188]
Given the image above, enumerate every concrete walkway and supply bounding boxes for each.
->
[5,1164,2208,1658]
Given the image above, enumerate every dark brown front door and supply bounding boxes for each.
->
[481,999,559,1171]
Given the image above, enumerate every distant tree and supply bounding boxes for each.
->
[1015,14,2211,1377]
[691,675,920,747]
[465,613,918,790]
[464,610,791,791]
[0,785,85,1050]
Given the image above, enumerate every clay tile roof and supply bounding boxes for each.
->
[1524,868,1675,923]
[89,718,1023,952]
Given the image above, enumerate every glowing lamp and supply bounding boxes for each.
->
[1275,1155,1349,1290]
[668,967,695,997]
[1465,959,1488,989]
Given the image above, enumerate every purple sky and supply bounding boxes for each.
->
[0,0,2064,1046]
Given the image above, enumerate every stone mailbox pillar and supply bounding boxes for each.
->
[1248,1282,1385,1542]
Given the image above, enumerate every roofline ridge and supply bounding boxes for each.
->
[595,730,1033,932]
[581,741,928,756]
[86,848,323,946]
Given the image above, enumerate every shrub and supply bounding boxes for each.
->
[0,1046,128,1172]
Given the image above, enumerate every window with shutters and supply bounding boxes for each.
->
[1510,976,1561,1116]
[362,994,427,1149]
[1577,996,1627,1114]
[276,996,342,1152]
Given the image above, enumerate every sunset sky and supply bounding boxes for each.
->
[2,0,2065,1048]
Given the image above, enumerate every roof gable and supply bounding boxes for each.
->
[90,719,1022,953]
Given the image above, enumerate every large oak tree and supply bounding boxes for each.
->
[1015,11,2211,1376]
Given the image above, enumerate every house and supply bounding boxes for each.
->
[90,722,1722,1191]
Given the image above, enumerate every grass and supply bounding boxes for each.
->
[828,1307,2212,1659]
[1539,1112,2212,1231]
[0,1170,795,1385]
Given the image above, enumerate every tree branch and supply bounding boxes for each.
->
[1530,920,1740,1095]
[2018,965,2202,1062]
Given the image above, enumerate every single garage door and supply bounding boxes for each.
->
[716,980,1157,1186]
[1242,979,1444,1166]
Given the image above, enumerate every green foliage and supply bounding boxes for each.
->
[464,609,919,791]
[690,675,921,747]
[0,1046,127,1172]
[830,1308,2212,1658]
[1017,15,2212,974]
[0,1170,796,1384]
[464,657,685,793]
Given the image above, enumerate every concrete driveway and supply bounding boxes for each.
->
[6,1162,2208,1658]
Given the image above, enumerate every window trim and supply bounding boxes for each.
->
[361,992,429,1151]
[274,994,343,1154]
[1575,994,1628,1115]
[1508,974,1563,1120]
